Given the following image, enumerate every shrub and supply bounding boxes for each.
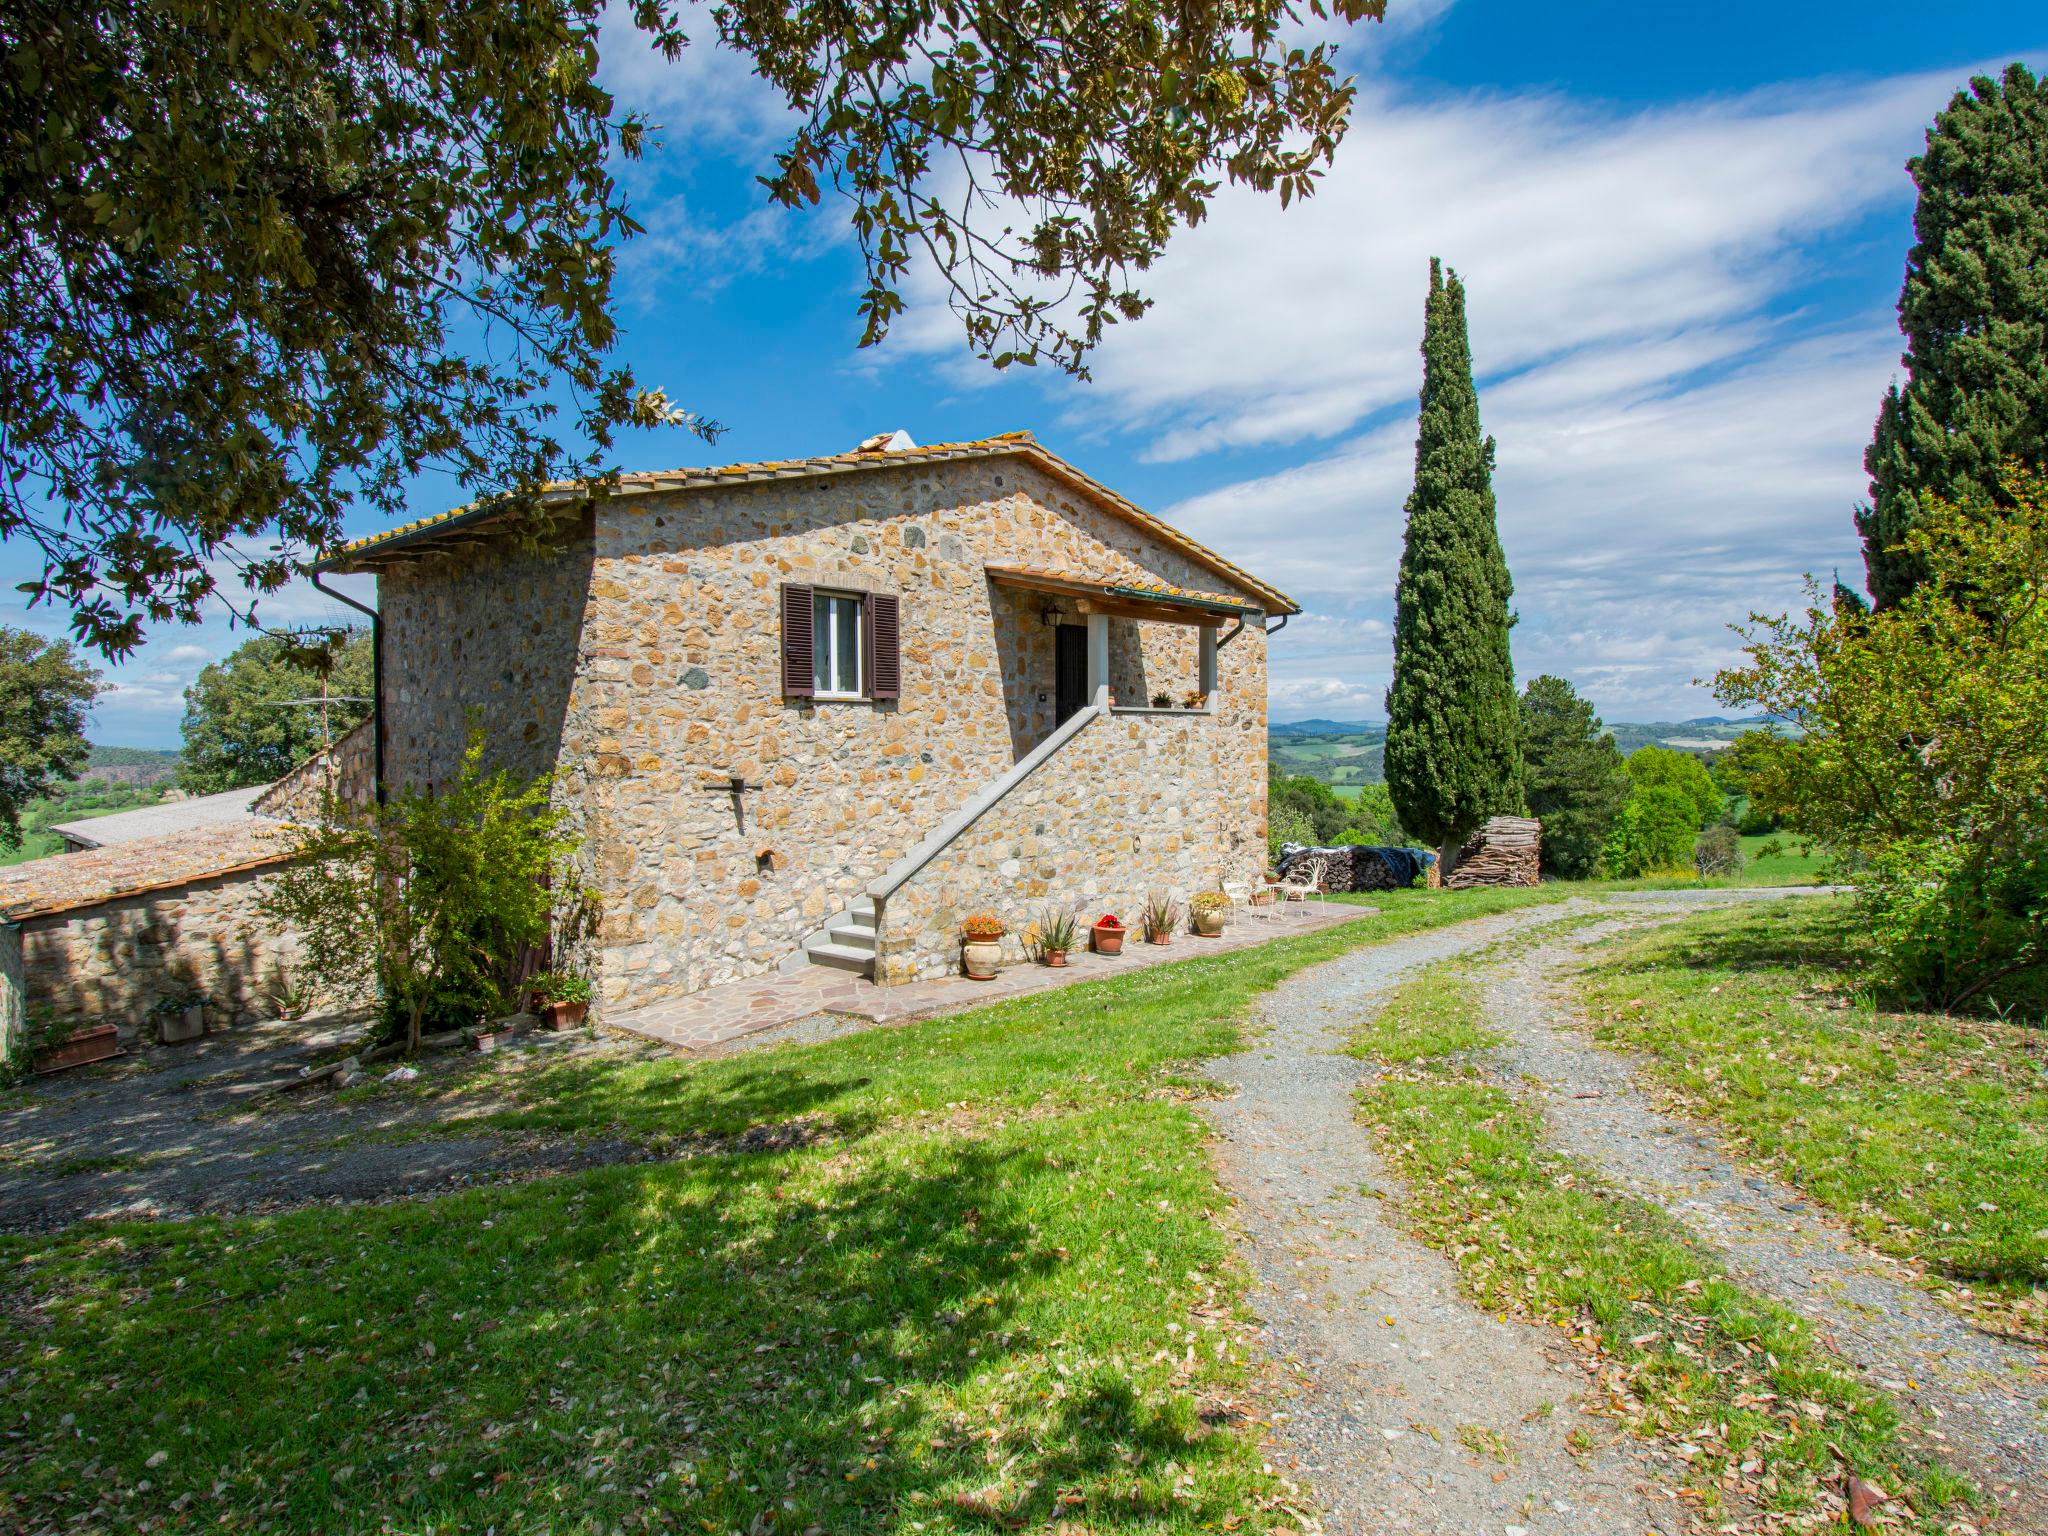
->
[1693,825,1743,879]
[1717,465,2048,1011]
[1624,745,1723,828]
[1734,802,1777,836]
[261,726,588,1053]
[1601,784,1700,877]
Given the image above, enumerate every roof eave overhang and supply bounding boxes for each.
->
[312,438,1302,616]
[986,566,1265,624]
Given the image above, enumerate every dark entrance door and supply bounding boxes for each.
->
[1054,623,1089,724]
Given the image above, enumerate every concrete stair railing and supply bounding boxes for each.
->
[787,687,1110,980]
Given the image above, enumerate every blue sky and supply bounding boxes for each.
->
[15,1,2043,746]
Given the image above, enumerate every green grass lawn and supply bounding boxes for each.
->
[1733,832,1828,886]
[0,886,1567,1535]
[1578,899,2048,1336]
[1351,965,1977,1531]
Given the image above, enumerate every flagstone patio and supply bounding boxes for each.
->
[606,901,1373,1054]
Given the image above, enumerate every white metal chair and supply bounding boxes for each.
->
[1276,855,1326,915]
[1222,878,1276,924]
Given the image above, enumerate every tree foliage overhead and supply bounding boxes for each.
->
[178,629,372,795]
[1720,465,2048,1011]
[0,628,101,849]
[4,0,1383,656]
[736,0,1383,373]
[1519,675,1628,880]
[1384,258,1522,861]
[1856,62,2048,609]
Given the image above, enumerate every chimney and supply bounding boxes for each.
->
[855,429,918,453]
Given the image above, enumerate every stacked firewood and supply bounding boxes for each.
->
[1276,844,1434,891]
[1443,816,1542,888]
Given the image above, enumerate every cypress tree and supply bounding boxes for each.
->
[1383,259,1523,873]
[1857,63,2048,608]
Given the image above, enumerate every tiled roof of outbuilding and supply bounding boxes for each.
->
[0,821,295,922]
[313,432,1300,615]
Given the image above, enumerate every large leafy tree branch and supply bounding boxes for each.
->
[4,1,715,657]
[4,0,1382,658]
[721,0,1383,371]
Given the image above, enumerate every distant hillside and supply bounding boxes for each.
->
[1270,717,1383,737]
[82,745,179,787]
[1271,717,1781,787]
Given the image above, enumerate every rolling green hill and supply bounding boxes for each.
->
[1271,718,1776,787]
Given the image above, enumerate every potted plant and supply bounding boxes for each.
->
[1190,890,1228,937]
[1182,689,1206,710]
[1142,893,1183,945]
[1090,913,1126,955]
[530,970,591,1030]
[147,987,209,1045]
[26,1009,121,1074]
[1034,907,1079,967]
[960,912,1006,980]
[1150,691,1173,707]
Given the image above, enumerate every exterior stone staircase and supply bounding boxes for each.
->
[784,685,1114,985]
[786,897,879,978]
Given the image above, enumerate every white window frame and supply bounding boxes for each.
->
[812,589,865,701]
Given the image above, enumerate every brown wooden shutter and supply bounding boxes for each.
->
[867,592,901,700]
[781,584,815,697]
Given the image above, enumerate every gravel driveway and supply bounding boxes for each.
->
[1201,900,1679,1536]
[1487,920,2048,1531]
[1198,886,2041,1536]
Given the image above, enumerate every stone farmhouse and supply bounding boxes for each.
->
[317,430,1298,1014]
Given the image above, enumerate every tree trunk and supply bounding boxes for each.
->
[407,1001,425,1057]
[1437,836,1462,884]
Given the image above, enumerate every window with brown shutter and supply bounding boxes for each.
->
[868,592,901,699]
[780,583,815,697]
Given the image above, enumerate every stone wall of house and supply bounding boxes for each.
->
[17,869,320,1042]
[873,701,1267,983]
[379,517,595,792]
[375,455,1272,1012]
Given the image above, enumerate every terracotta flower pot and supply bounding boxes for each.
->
[962,939,1003,980]
[1193,908,1225,937]
[34,1023,121,1074]
[1146,932,1171,945]
[542,1000,588,1031]
[1044,950,1068,968]
[1091,923,1125,956]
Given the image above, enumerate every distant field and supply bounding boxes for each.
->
[1269,719,1778,787]
[1736,832,1828,886]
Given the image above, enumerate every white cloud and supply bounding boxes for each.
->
[931,61,2007,721]
[597,1,798,153]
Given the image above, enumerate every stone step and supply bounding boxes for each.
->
[826,924,877,953]
[803,940,875,975]
[842,903,878,930]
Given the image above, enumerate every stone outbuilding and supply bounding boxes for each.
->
[317,430,1299,1012]
[0,821,304,1057]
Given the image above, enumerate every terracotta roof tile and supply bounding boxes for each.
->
[314,431,1299,615]
[0,821,296,922]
